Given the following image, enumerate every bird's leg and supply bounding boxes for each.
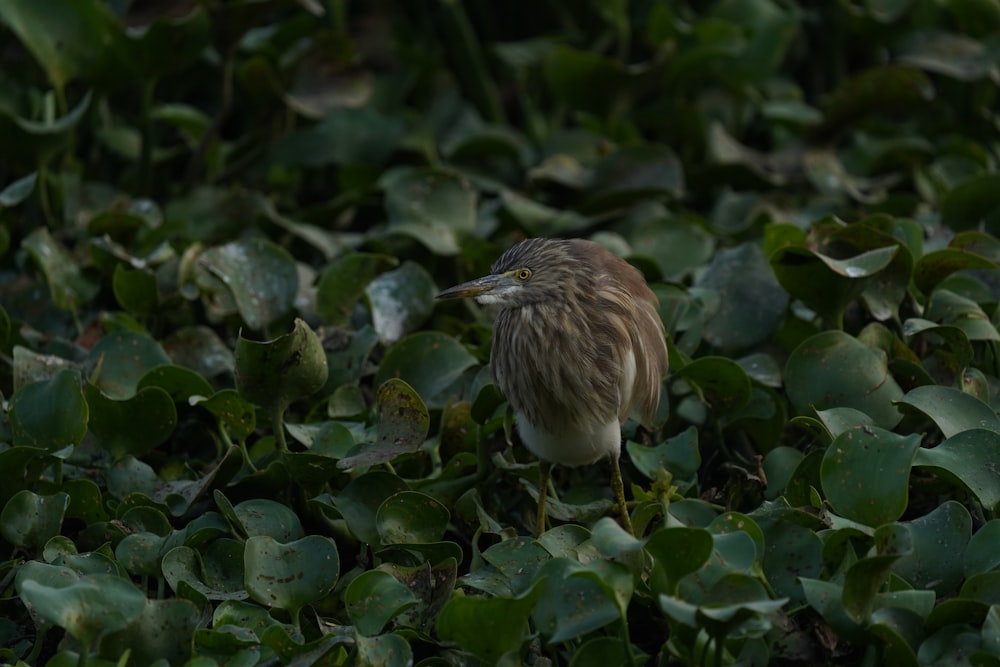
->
[610,455,635,536]
[535,460,552,537]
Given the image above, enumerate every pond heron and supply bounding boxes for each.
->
[437,238,669,535]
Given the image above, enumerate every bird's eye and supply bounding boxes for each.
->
[516,269,532,281]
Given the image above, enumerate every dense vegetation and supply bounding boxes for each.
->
[3,1,1000,665]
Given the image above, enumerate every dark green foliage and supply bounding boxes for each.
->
[2,1,1000,665]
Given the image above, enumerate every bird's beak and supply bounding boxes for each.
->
[436,274,505,300]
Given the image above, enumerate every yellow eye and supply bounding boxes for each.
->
[516,269,532,281]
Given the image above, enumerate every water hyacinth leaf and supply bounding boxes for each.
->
[196,237,298,330]
[0,490,69,550]
[124,6,210,80]
[761,447,805,499]
[672,356,752,413]
[476,536,550,596]
[0,0,136,91]
[965,520,1000,577]
[229,497,305,542]
[244,535,340,616]
[339,379,429,470]
[161,325,235,378]
[270,105,405,167]
[137,364,215,402]
[542,44,630,116]
[770,244,896,326]
[940,172,1000,230]
[532,558,631,642]
[500,190,591,236]
[590,517,644,559]
[786,330,904,429]
[315,252,397,326]
[330,471,408,546]
[112,264,158,316]
[436,579,544,663]
[161,544,248,601]
[899,385,1000,438]
[382,167,477,256]
[196,389,256,444]
[914,429,1000,512]
[235,318,329,414]
[376,491,450,545]
[815,406,877,439]
[22,227,98,312]
[696,243,789,351]
[12,346,77,391]
[344,570,419,636]
[9,368,88,450]
[85,383,177,459]
[17,572,145,646]
[627,426,700,483]
[893,501,972,594]
[757,516,823,604]
[913,249,998,295]
[820,427,920,527]
[115,531,176,577]
[628,209,715,282]
[86,331,172,400]
[0,171,36,207]
[354,633,413,667]
[366,261,438,345]
[98,598,200,666]
[645,526,714,596]
[374,331,478,410]
[580,145,684,212]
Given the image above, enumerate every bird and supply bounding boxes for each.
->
[436,238,669,535]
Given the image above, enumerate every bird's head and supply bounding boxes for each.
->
[436,238,580,308]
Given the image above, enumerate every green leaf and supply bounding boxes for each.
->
[697,243,788,351]
[196,237,299,330]
[344,570,419,636]
[376,491,450,545]
[0,171,37,207]
[315,253,397,326]
[941,173,1000,230]
[244,535,340,616]
[914,430,1000,511]
[436,580,544,663]
[965,520,1000,576]
[786,331,904,429]
[672,356,753,414]
[645,526,715,597]
[0,490,69,550]
[112,264,158,316]
[86,331,172,400]
[366,261,438,344]
[533,559,633,642]
[85,383,177,459]
[0,0,135,91]
[382,167,477,256]
[16,566,146,646]
[892,501,972,594]
[627,426,700,482]
[235,318,329,414]
[338,379,429,470]
[820,426,920,527]
[22,227,98,312]
[99,598,200,666]
[9,368,88,450]
[374,332,478,410]
[331,472,408,546]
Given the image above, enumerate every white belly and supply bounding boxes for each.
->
[516,412,622,467]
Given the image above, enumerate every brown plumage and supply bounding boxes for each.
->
[437,238,669,534]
